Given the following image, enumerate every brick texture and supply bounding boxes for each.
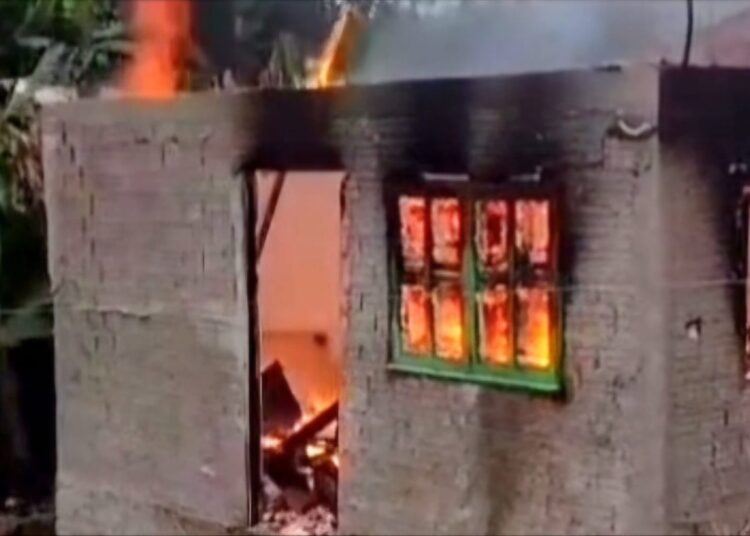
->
[41,94,251,535]
[338,66,669,535]
[661,143,750,535]
[40,66,750,536]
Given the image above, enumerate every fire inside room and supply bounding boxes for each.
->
[256,171,344,530]
[388,183,559,390]
[24,1,750,535]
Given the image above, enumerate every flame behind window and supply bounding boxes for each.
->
[478,287,512,366]
[433,283,466,361]
[515,200,550,268]
[431,198,463,270]
[476,200,509,274]
[398,196,427,272]
[401,285,432,355]
[517,286,552,369]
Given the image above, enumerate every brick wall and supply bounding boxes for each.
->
[338,66,669,535]
[661,142,750,535]
[41,94,251,535]
[40,67,750,536]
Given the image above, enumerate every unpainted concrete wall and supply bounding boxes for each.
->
[338,66,669,535]
[41,93,251,535]
[661,143,750,535]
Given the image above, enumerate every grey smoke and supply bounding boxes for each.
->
[352,0,750,84]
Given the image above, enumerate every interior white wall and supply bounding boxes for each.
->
[256,171,344,413]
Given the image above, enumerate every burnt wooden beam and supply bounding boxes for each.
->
[280,402,338,455]
[262,361,302,434]
[256,171,286,261]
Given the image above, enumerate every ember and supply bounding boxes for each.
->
[121,0,191,99]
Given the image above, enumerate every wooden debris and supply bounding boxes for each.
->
[279,402,338,455]
[262,361,302,435]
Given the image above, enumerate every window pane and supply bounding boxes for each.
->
[478,286,512,366]
[475,200,509,275]
[398,196,427,272]
[433,283,466,361]
[515,200,551,270]
[516,286,553,369]
[400,285,432,355]
[431,198,462,270]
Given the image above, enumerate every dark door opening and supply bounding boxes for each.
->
[0,337,56,531]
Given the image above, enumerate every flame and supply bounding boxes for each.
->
[331,454,340,468]
[480,288,512,366]
[305,442,328,460]
[518,287,551,369]
[401,285,432,355]
[476,200,509,273]
[516,200,551,266]
[431,198,462,268]
[399,196,427,272]
[261,435,283,451]
[122,0,192,99]
[314,6,365,88]
[434,285,465,361]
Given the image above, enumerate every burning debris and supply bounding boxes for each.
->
[260,362,339,535]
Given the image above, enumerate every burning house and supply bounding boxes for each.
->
[37,61,750,535]
[32,4,750,536]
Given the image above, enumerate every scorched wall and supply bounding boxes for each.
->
[337,66,669,535]
[41,94,251,535]
[658,69,750,535]
[40,66,750,536]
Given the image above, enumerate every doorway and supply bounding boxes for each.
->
[252,170,345,535]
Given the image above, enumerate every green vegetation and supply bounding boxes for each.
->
[0,0,127,351]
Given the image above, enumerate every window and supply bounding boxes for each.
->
[387,179,563,393]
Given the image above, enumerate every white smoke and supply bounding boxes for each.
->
[352,0,750,83]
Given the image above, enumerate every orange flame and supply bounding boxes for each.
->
[122,0,191,100]
[314,6,365,88]
[518,287,551,369]
[434,285,465,361]
[480,288,512,366]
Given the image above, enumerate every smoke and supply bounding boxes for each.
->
[352,0,750,84]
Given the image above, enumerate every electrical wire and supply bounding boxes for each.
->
[682,0,694,67]
[0,275,745,316]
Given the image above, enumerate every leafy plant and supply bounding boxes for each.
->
[0,0,127,349]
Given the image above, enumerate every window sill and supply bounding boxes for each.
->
[387,361,563,395]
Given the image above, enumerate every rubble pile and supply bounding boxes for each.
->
[255,504,335,536]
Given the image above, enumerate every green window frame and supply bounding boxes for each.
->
[386,178,563,394]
